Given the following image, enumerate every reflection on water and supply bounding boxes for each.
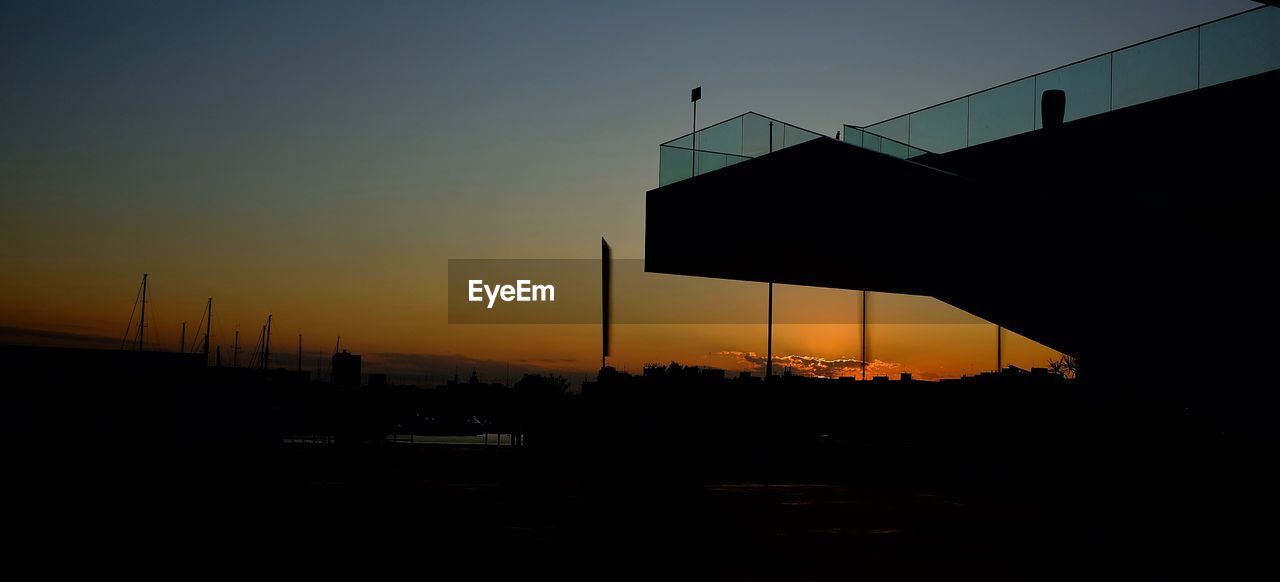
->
[283,433,510,446]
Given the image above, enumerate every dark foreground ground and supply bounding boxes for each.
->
[4,346,1276,578]
[8,438,1276,580]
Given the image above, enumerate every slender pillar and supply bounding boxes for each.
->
[861,290,868,381]
[766,282,773,379]
[996,325,1003,372]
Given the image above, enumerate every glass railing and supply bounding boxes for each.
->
[658,112,824,187]
[852,5,1279,156]
[841,126,930,159]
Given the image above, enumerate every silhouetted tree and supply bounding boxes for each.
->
[1048,354,1078,380]
[512,373,570,446]
[514,373,568,399]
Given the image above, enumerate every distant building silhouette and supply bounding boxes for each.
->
[331,350,361,388]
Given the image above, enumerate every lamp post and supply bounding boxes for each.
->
[691,86,701,178]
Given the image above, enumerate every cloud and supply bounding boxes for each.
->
[711,350,907,379]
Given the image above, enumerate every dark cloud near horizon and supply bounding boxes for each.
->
[712,350,921,379]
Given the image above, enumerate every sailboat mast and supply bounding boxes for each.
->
[136,273,148,351]
[263,314,272,370]
[203,297,212,360]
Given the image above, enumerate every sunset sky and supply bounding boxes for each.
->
[1,0,1255,383]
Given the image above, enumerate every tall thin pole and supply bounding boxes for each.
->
[263,314,272,371]
[861,290,867,381]
[297,332,302,372]
[602,237,611,370]
[180,321,186,353]
[996,325,1003,372]
[203,297,212,360]
[766,282,773,379]
[136,273,148,351]
[232,328,239,368]
[690,86,701,178]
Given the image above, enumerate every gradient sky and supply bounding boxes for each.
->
[1,0,1257,382]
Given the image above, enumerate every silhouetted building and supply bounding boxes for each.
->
[331,350,361,388]
[645,6,1280,436]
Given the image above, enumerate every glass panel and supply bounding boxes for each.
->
[722,155,747,172]
[1034,54,1112,128]
[695,151,729,176]
[841,125,864,147]
[695,151,750,177]
[848,7,1278,159]
[842,125,929,159]
[863,132,883,153]
[782,124,820,148]
[742,113,774,157]
[1001,329,1065,373]
[864,295,997,383]
[657,113,828,185]
[658,146,692,187]
[694,115,743,155]
[864,116,908,144]
[879,139,909,159]
[968,77,1035,146]
[844,126,865,148]
[664,133,693,149]
[1199,7,1280,88]
[1112,29,1198,109]
[908,98,967,153]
